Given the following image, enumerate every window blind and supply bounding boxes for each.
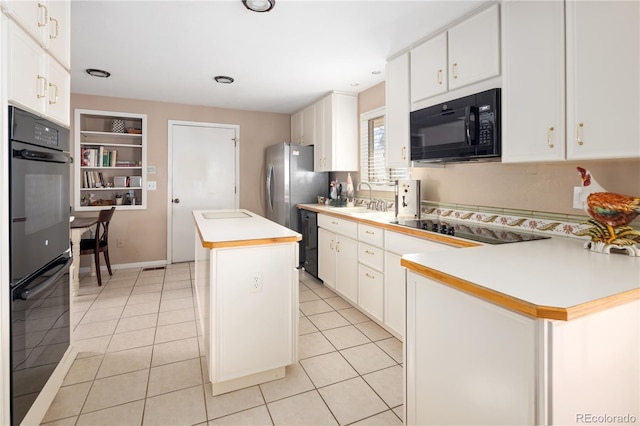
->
[360,112,409,189]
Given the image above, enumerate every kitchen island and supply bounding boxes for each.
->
[402,237,640,426]
[192,209,301,396]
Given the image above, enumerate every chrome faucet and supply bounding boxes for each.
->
[357,181,372,201]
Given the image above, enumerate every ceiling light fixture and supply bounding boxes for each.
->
[242,0,275,13]
[214,76,235,84]
[86,68,111,78]
[371,70,382,75]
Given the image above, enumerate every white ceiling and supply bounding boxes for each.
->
[71,0,488,114]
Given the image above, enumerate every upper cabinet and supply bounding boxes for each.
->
[3,0,71,127]
[290,103,316,146]
[6,18,70,127]
[410,4,500,105]
[502,0,639,162]
[386,52,411,168]
[317,92,358,172]
[565,0,639,160]
[3,0,70,68]
[501,0,565,162]
[293,92,357,172]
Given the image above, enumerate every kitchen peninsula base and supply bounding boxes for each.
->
[193,210,301,396]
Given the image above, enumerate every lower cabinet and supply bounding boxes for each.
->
[406,271,536,425]
[384,231,457,339]
[405,270,640,425]
[383,252,405,336]
[318,226,358,304]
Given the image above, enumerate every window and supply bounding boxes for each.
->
[360,108,409,191]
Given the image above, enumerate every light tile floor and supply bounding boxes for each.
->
[41,265,403,425]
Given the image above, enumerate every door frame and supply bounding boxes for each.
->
[166,120,240,264]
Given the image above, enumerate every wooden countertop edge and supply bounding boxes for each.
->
[195,226,301,249]
[297,205,479,248]
[401,258,640,321]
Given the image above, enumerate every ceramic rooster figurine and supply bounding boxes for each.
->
[576,167,640,255]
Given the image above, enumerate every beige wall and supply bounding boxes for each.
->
[71,94,290,266]
[355,83,640,216]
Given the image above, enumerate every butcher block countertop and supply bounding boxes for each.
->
[298,204,640,321]
[193,209,301,249]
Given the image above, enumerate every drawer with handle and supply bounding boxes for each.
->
[358,242,384,271]
[358,223,384,248]
[318,214,358,239]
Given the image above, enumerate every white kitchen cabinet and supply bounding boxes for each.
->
[4,0,70,69]
[301,103,315,146]
[385,52,411,168]
[357,222,385,322]
[502,0,565,163]
[318,214,358,303]
[314,92,358,172]
[410,33,448,104]
[384,231,456,338]
[318,227,336,290]
[290,103,315,146]
[335,235,358,303]
[6,19,70,126]
[358,264,383,322]
[565,0,640,160]
[405,268,640,425]
[447,4,500,91]
[406,271,536,426]
[290,109,302,145]
[383,252,405,337]
[502,0,639,163]
[409,4,500,105]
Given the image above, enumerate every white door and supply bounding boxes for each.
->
[169,122,238,263]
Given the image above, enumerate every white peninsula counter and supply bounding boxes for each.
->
[193,209,301,396]
[402,237,640,426]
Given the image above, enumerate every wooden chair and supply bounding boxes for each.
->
[80,207,115,286]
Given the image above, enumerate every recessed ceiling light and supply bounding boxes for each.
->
[371,70,382,75]
[86,68,111,78]
[214,76,235,84]
[242,0,275,12]
[350,83,360,87]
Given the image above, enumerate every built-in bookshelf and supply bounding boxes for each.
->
[74,109,147,211]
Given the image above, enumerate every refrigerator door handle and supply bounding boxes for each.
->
[266,164,274,211]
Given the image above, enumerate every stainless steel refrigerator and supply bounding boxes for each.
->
[265,143,328,230]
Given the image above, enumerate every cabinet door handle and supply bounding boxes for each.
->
[452,63,458,80]
[365,250,375,255]
[330,239,334,250]
[336,241,340,253]
[37,75,48,99]
[49,16,59,39]
[437,69,443,85]
[547,127,554,149]
[401,146,407,160]
[577,122,584,146]
[365,273,375,279]
[331,221,339,225]
[37,3,48,27]
[48,82,58,104]
[365,230,375,235]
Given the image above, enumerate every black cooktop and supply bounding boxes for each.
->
[391,219,550,245]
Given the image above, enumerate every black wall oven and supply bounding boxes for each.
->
[9,107,72,426]
[410,88,501,163]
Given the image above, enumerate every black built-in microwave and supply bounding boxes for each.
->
[410,88,500,163]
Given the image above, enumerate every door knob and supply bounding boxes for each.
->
[173,198,180,204]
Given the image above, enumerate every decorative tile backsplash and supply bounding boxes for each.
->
[419,201,594,240]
